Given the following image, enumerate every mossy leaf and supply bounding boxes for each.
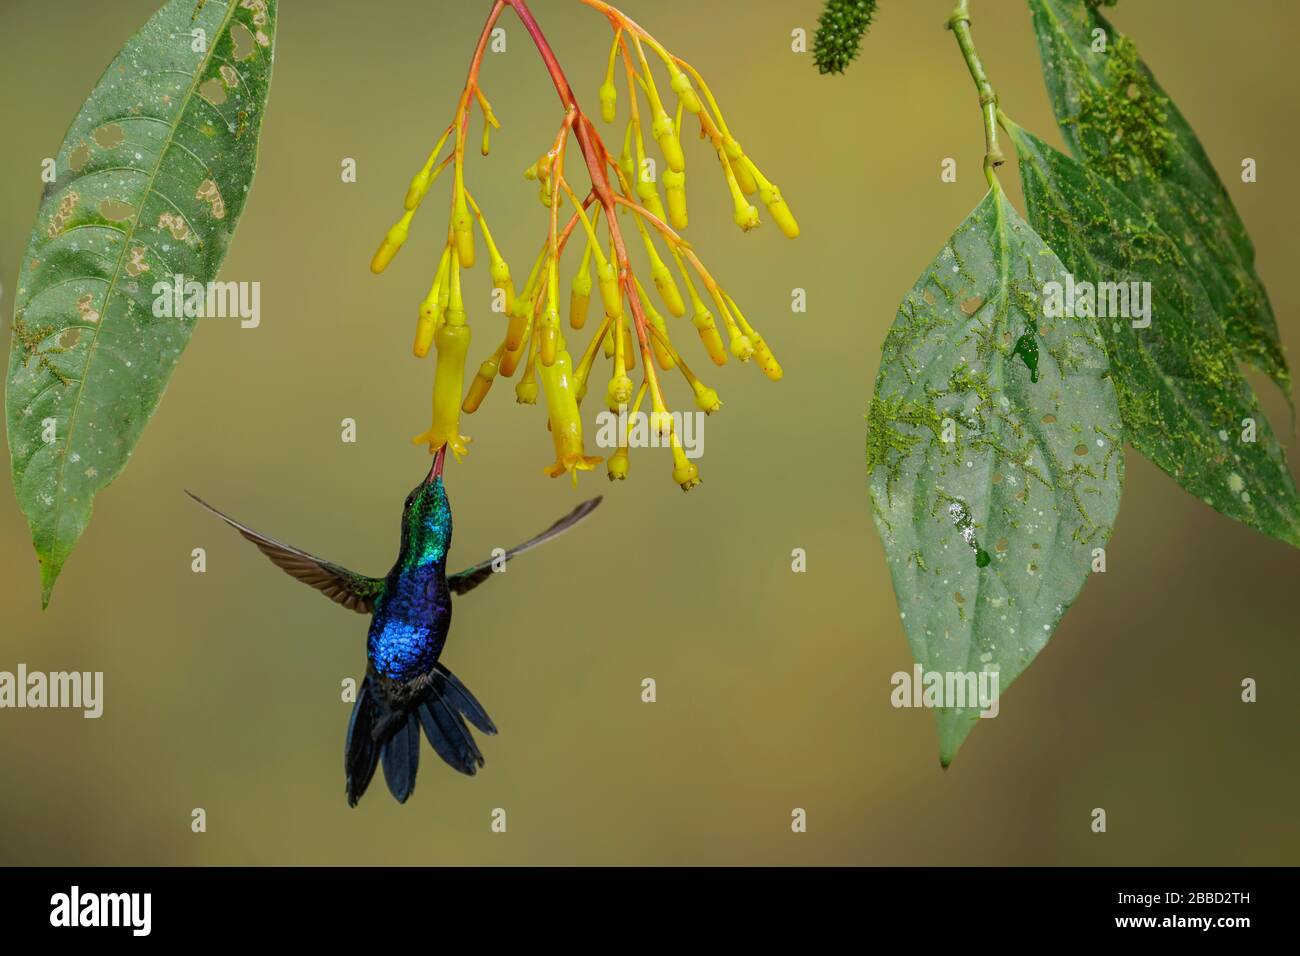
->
[1009,123,1300,549]
[6,0,277,607]
[868,186,1123,766]
[1027,0,1289,396]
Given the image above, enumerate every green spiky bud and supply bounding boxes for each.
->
[813,0,878,76]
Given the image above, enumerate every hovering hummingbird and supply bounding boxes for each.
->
[187,445,601,806]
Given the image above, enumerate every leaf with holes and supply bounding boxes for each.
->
[1026,0,1288,396]
[6,0,277,607]
[1009,121,1300,550]
[868,185,1123,766]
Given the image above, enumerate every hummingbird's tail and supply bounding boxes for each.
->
[344,667,498,807]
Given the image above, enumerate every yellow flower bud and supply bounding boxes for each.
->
[651,260,686,318]
[745,158,800,239]
[452,194,475,268]
[462,353,501,414]
[570,259,592,330]
[405,168,431,212]
[663,168,688,230]
[751,333,783,381]
[730,333,754,361]
[668,67,702,115]
[724,136,758,195]
[539,306,560,367]
[652,111,685,174]
[692,308,727,366]
[607,373,634,410]
[413,313,437,358]
[515,379,539,404]
[597,261,622,319]
[692,381,722,413]
[671,442,701,492]
[733,198,760,232]
[607,445,630,481]
[370,211,413,274]
[599,80,618,124]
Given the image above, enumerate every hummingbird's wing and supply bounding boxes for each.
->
[447,496,603,595]
[186,491,384,613]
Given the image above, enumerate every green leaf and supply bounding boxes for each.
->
[1008,122,1300,548]
[868,186,1123,765]
[6,0,277,607]
[1026,0,1289,395]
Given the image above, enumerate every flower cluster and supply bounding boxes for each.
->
[371,0,798,490]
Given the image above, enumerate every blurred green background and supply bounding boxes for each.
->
[1,0,1297,865]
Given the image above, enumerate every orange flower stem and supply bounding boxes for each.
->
[506,0,657,376]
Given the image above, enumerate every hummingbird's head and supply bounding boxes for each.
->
[400,445,452,564]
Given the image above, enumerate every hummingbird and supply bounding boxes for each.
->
[187,445,601,806]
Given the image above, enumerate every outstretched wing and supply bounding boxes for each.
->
[186,491,384,613]
[447,497,603,596]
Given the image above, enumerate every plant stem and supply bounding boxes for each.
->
[946,0,1003,183]
[506,0,657,373]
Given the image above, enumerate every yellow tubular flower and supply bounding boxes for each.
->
[499,310,532,378]
[515,328,539,404]
[414,245,453,358]
[419,322,472,459]
[475,88,500,158]
[710,287,753,361]
[724,136,759,195]
[539,258,560,367]
[371,210,414,275]
[634,278,675,371]
[647,320,721,414]
[413,253,471,459]
[632,36,685,174]
[720,150,759,231]
[540,350,603,483]
[663,168,688,230]
[463,340,506,413]
[570,243,593,330]
[452,189,475,269]
[573,312,612,403]
[599,30,621,123]
[633,217,685,318]
[669,73,702,116]
[406,128,453,211]
[741,157,800,240]
[467,193,515,315]
[607,444,630,481]
[670,431,701,492]
[608,382,646,481]
[749,331,783,381]
[506,241,548,351]
[606,370,633,411]
[619,122,636,191]
[692,306,727,366]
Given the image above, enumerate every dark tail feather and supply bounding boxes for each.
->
[433,664,498,735]
[344,678,381,807]
[380,713,420,803]
[417,668,490,775]
[346,670,493,804]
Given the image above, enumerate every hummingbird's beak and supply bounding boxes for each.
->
[426,444,447,485]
